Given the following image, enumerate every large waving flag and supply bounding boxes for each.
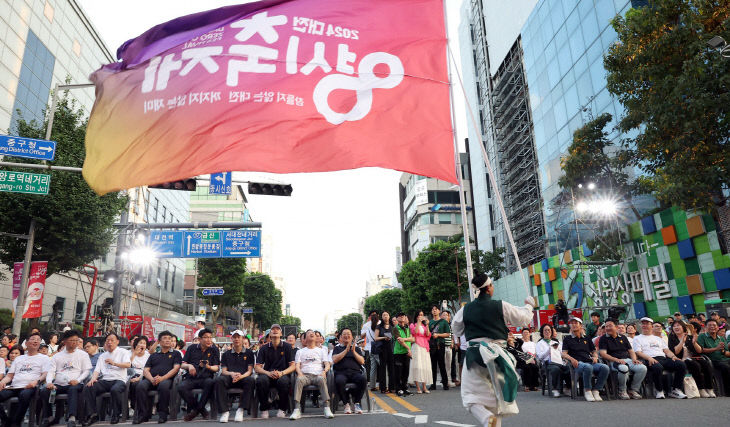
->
[83,0,455,194]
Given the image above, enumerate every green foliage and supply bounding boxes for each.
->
[362,288,404,318]
[0,94,127,275]
[197,258,246,325]
[558,113,642,219]
[0,309,30,335]
[605,0,730,209]
[242,273,282,331]
[336,312,363,333]
[397,239,506,315]
[279,315,301,329]
[586,229,628,262]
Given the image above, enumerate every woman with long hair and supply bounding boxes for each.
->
[375,311,395,393]
[668,320,715,397]
[409,310,433,393]
[47,333,59,355]
[365,311,380,391]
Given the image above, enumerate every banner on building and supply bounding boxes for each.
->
[83,0,455,195]
[22,261,48,319]
[12,262,22,314]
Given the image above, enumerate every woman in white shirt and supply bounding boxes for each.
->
[535,324,570,397]
[47,333,59,355]
[129,336,151,414]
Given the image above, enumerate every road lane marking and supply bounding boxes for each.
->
[414,415,429,424]
[394,413,416,418]
[372,394,397,414]
[386,393,422,412]
[435,422,476,427]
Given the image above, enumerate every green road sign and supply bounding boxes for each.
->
[200,231,219,242]
[0,171,50,195]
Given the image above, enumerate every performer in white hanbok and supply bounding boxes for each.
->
[452,273,535,427]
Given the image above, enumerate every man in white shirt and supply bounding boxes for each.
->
[632,317,687,399]
[82,333,131,425]
[289,330,334,420]
[40,330,92,427]
[0,333,51,426]
[360,311,379,391]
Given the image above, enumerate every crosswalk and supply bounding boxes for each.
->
[371,393,475,426]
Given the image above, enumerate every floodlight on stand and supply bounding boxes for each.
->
[127,246,157,266]
[103,270,119,284]
[576,201,589,212]
[587,182,596,190]
[708,36,727,49]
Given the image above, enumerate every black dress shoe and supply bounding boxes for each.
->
[428,384,436,391]
[110,415,120,424]
[200,408,209,419]
[183,409,198,422]
[157,414,167,424]
[132,418,142,425]
[82,414,98,427]
[443,385,450,390]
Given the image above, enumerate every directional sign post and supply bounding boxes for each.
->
[0,135,56,160]
[221,230,261,258]
[242,308,253,314]
[0,171,51,195]
[148,231,184,258]
[184,231,222,258]
[201,288,224,296]
[209,172,232,195]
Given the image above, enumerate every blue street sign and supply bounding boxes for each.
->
[209,172,232,195]
[148,231,184,258]
[221,230,261,258]
[0,135,56,161]
[184,230,222,258]
[242,308,254,314]
[201,288,224,296]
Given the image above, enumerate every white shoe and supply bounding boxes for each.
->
[708,389,717,398]
[669,388,687,399]
[219,412,230,423]
[699,389,709,398]
[552,390,561,398]
[628,390,643,400]
[592,390,603,402]
[618,391,630,400]
[260,410,269,419]
[234,408,244,422]
[584,390,595,402]
[289,408,301,420]
[276,410,287,418]
[353,403,363,414]
[655,391,665,399]
[343,403,352,414]
[323,407,334,419]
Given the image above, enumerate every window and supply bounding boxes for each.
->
[489,205,495,230]
[438,213,452,224]
[164,262,170,290]
[75,301,85,323]
[10,30,55,132]
[171,265,176,293]
[427,191,460,205]
[54,296,65,322]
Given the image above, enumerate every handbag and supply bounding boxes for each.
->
[683,375,700,399]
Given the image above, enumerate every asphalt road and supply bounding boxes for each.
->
[64,387,730,427]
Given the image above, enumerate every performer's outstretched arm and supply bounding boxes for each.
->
[502,298,536,328]
[452,306,465,338]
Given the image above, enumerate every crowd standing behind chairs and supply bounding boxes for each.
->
[0,308,728,426]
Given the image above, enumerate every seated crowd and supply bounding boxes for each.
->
[0,322,373,426]
[515,311,730,401]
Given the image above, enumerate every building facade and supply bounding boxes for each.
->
[398,153,476,263]
[460,0,657,276]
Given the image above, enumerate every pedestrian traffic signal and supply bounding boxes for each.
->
[247,182,293,196]
[149,178,197,191]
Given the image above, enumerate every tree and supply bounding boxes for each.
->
[0,94,127,276]
[197,258,246,326]
[280,315,301,329]
[558,112,641,219]
[337,312,363,333]
[242,273,282,331]
[362,288,404,318]
[605,0,730,210]
[397,239,506,316]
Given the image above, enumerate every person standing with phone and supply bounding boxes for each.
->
[409,311,433,394]
[179,329,220,421]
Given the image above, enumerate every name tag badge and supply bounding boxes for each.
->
[168,354,172,358]
[280,351,284,356]
[244,356,247,360]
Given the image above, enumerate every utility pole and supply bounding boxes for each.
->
[12,219,36,336]
[112,208,128,317]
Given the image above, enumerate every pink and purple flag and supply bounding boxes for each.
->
[83,0,455,194]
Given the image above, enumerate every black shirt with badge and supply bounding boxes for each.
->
[598,334,632,360]
[182,343,220,379]
[562,334,596,363]
[332,343,364,375]
[145,348,183,377]
[221,347,255,374]
[255,341,294,371]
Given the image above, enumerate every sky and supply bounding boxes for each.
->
[78,0,468,332]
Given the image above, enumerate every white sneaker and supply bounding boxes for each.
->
[670,388,687,399]
[551,390,561,398]
[708,389,717,398]
[699,389,710,398]
[584,390,595,402]
[260,410,269,419]
[592,390,603,402]
[289,408,301,420]
[618,391,630,400]
[234,408,244,422]
[655,391,665,399]
[219,412,230,423]
[276,410,287,418]
[628,390,643,400]
[323,407,334,419]
[343,403,352,414]
[353,403,363,414]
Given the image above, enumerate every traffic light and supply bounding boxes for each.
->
[149,178,197,191]
[248,182,293,196]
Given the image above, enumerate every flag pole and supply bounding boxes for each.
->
[446,45,532,300]
[443,0,475,300]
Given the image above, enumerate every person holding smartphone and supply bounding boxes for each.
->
[179,329,220,421]
[409,311,433,394]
